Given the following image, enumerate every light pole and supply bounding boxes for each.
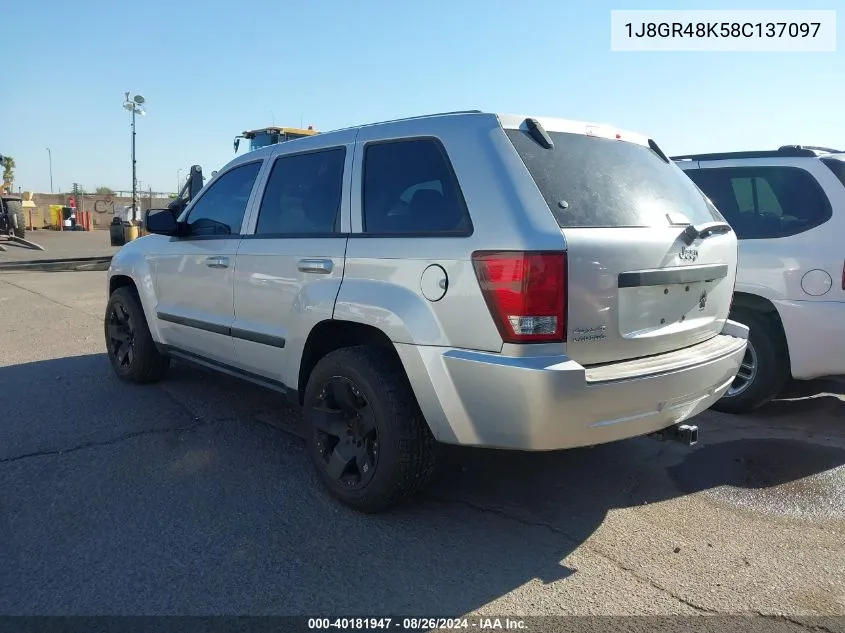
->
[123,92,146,219]
[46,147,53,193]
[176,168,184,194]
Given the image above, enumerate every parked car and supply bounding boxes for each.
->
[104,111,748,512]
[674,145,845,413]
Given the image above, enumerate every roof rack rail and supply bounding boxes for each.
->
[671,146,824,161]
[781,145,844,154]
[326,110,485,135]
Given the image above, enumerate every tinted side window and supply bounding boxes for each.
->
[821,158,845,188]
[685,166,832,239]
[186,162,262,236]
[362,139,470,235]
[255,148,346,235]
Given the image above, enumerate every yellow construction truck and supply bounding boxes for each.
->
[233,125,318,154]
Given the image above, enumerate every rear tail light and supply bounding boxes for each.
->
[471,251,567,343]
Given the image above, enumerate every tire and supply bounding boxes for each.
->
[711,308,790,414]
[104,286,170,384]
[5,199,26,239]
[303,346,437,513]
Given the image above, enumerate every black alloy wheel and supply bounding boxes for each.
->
[107,301,136,372]
[311,376,379,489]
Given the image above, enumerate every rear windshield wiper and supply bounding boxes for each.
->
[525,118,554,149]
[648,139,670,163]
[680,221,733,245]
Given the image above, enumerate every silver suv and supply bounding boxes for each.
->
[105,111,748,512]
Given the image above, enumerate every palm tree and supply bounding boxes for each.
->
[1,155,15,191]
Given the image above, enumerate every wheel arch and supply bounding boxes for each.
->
[109,274,136,295]
[296,318,456,443]
[297,319,400,405]
[107,251,162,342]
[730,291,791,373]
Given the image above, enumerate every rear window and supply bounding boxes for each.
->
[505,129,722,228]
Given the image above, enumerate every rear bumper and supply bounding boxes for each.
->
[396,320,748,451]
[774,299,845,380]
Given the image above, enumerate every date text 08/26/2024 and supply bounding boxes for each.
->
[307,617,527,630]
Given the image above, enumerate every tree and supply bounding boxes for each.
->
[1,155,14,191]
[95,186,115,196]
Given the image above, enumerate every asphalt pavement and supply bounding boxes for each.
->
[0,229,119,263]
[1,271,844,623]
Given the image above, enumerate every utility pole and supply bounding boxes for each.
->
[71,182,79,231]
[46,147,53,193]
[132,106,137,215]
[123,92,146,221]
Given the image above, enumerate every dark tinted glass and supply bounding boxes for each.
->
[256,148,346,235]
[362,139,470,234]
[186,161,262,236]
[685,166,832,239]
[506,130,721,228]
[822,157,845,188]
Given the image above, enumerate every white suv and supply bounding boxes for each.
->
[674,145,845,413]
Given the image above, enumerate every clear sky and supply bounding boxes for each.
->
[3,0,842,194]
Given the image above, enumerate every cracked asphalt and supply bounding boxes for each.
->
[1,271,844,624]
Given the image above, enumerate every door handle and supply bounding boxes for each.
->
[297,258,333,274]
[205,256,229,269]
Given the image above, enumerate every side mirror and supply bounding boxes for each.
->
[145,208,182,236]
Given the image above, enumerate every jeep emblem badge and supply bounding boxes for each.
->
[679,246,699,261]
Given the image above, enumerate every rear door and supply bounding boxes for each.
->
[504,121,736,365]
[231,133,354,390]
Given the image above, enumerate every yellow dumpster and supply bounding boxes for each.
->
[49,205,64,229]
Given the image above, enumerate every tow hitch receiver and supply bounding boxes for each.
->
[649,423,699,446]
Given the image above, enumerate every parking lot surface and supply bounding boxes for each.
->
[0,229,119,263]
[1,271,844,622]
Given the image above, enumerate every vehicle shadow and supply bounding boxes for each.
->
[748,377,845,420]
[2,353,844,616]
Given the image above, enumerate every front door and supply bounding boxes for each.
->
[153,160,264,365]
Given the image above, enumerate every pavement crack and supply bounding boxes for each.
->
[756,613,840,633]
[0,419,210,464]
[428,495,717,614]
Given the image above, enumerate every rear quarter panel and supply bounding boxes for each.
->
[335,113,568,352]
